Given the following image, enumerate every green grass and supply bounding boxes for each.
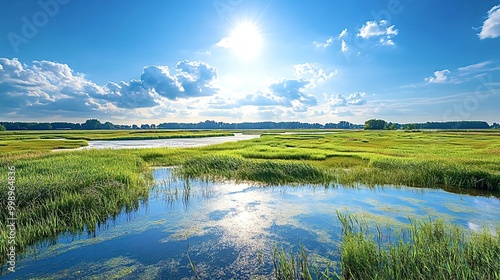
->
[1,129,499,272]
[0,149,152,263]
[273,214,500,279]
[338,213,500,279]
[176,131,500,190]
[6,130,494,189]
[179,155,329,184]
[0,139,88,152]
[0,130,234,153]
[0,130,235,141]
[273,245,338,280]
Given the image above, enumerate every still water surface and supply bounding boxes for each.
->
[69,133,260,150]
[4,168,500,279]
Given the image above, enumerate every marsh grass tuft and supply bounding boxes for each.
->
[179,155,329,185]
[273,214,500,279]
[369,158,500,190]
[337,213,500,279]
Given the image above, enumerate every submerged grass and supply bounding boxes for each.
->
[273,245,339,280]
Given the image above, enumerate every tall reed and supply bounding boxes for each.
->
[337,213,500,279]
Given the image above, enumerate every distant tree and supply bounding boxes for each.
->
[82,119,102,130]
[0,124,6,131]
[338,121,352,129]
[3,123,20,130]
[150,124,156,129]
[141,124,150,129]
[101,121,115,129]
[406,123,417,130]
[201,120,219,129]
[132,124,139,129]
[364,119,387,130]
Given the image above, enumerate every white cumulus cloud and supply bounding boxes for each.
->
[231,79,318,112]
[358,20,398,38]
[341,40,349,52]
[328,92,367,107]
[358,20,398,46]
[0,57,220,117]
[313,37,334,48]
[293,63,337,86]
[338,29,348,38]
[425,69,451,83]
[479,5,500,39]
[268,79,318,107]
[380,38,395,46]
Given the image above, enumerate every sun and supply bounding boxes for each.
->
[218,22,263,59]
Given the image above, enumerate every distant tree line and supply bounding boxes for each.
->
[0,119,362,131]
[157,120,363,129]
[364,119,497,130]
[0,119,136,130]
[0,119,497,131]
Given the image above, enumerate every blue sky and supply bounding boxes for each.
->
[1,0,499,124]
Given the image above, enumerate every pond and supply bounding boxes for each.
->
[3,168,500,279]
[61,133,260,150]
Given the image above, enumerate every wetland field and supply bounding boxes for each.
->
[1,129,499,279]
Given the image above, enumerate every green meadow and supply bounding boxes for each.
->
[178,130,500,190]
[1,129,499,278]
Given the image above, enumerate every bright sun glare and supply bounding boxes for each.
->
[223,22,262,59]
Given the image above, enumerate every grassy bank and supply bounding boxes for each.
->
[0,149,151,264]
[273,214,500,279]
